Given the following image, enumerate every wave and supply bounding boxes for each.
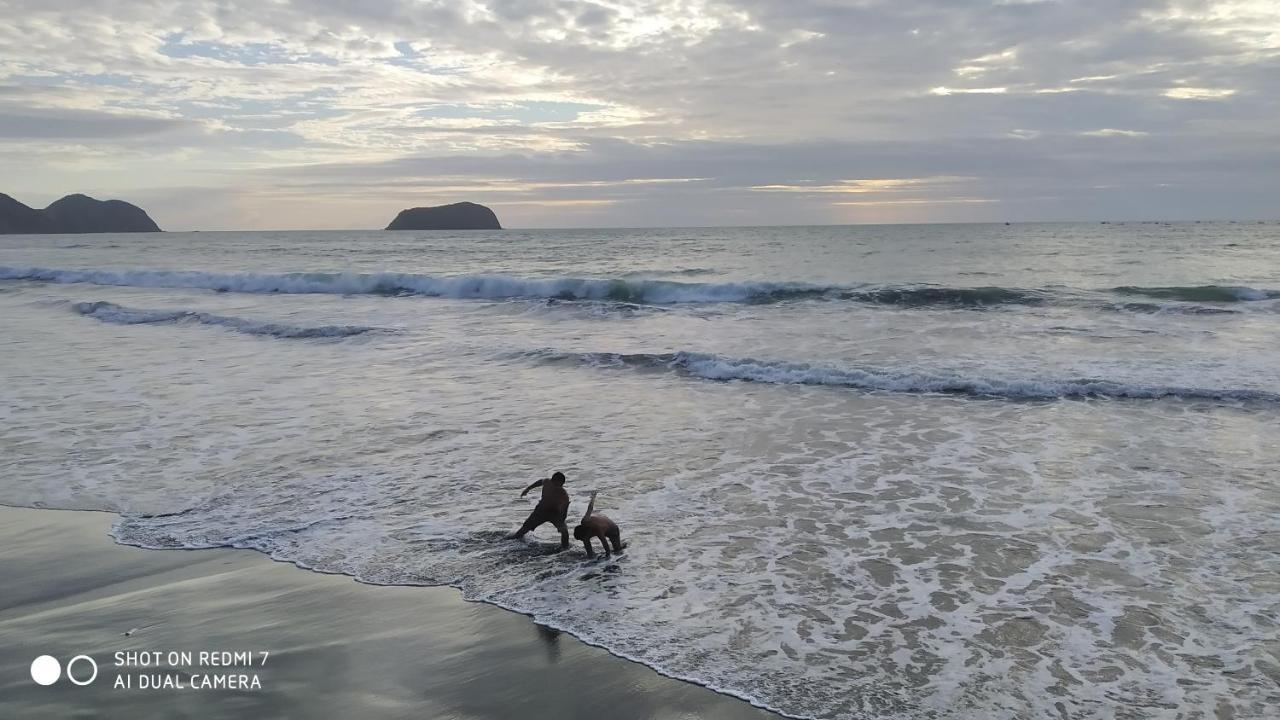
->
[533,350,1279,402]
[6,265,1276,313]
[72,301,381,339]
[841,286,1046,307]
[1112,285,1279,303]
[0,264,825,303]
[0,264,1052,308]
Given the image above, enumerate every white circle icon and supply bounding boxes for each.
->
[66,655,98,686]
[30,655,61,686]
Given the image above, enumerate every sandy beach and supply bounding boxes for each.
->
[0,506,778,719]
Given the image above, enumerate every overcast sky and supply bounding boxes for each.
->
[1,0,1277,229]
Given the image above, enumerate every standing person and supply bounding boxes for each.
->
[510,471,571,549]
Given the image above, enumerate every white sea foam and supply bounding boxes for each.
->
[104,404,1280,720]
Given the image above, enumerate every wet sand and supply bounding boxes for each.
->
[0,506,779,719]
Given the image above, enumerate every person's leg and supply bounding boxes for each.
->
[510,512,545,539]
[607,528,624,553]
[554,521,570,549]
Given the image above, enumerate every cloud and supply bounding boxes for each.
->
[0,0,1276,228]
[0,106,199,139]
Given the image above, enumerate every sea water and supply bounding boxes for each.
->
[1,223,1277,719]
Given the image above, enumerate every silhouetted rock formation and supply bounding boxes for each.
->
[0,193,56,233]
[44,194,161,233]
[386,202,501,230]
[0,193,161,233]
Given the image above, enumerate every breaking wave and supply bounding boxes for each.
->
[72,301,382,339]
[0,264,827,303]
[6,265,1276,312]
[0,265,1048,307]
[532,350,1280,402]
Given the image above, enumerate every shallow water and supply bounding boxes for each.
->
[2,222,1278,719]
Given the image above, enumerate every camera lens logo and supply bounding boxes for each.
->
[30,655,97,686]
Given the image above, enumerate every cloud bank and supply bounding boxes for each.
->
[1,0,1276,228]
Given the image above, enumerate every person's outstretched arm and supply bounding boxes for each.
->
[520,479,544,497]
[580,490,598,523]
[595,528,612,556]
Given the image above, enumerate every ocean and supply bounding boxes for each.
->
[1,222,1277,719]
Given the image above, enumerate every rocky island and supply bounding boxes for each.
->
[386,201,501,230]
[0,193,161,233]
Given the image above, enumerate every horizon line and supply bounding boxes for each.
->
[148,218,1280,233]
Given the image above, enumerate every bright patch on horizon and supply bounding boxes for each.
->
[750,177,973,194]
[1081,128,1150,138]
[495,199,616,206]
[930,86,1008,96]
[1163,87,1238,100]
[831,197,997,206]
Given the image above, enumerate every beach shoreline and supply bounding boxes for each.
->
[0,505,779,719]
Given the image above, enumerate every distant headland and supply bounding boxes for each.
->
[386,201,501,230]
[1,195,503,234]
[0,193,162,234]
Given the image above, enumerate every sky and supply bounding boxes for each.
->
[0,0,1277,230]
